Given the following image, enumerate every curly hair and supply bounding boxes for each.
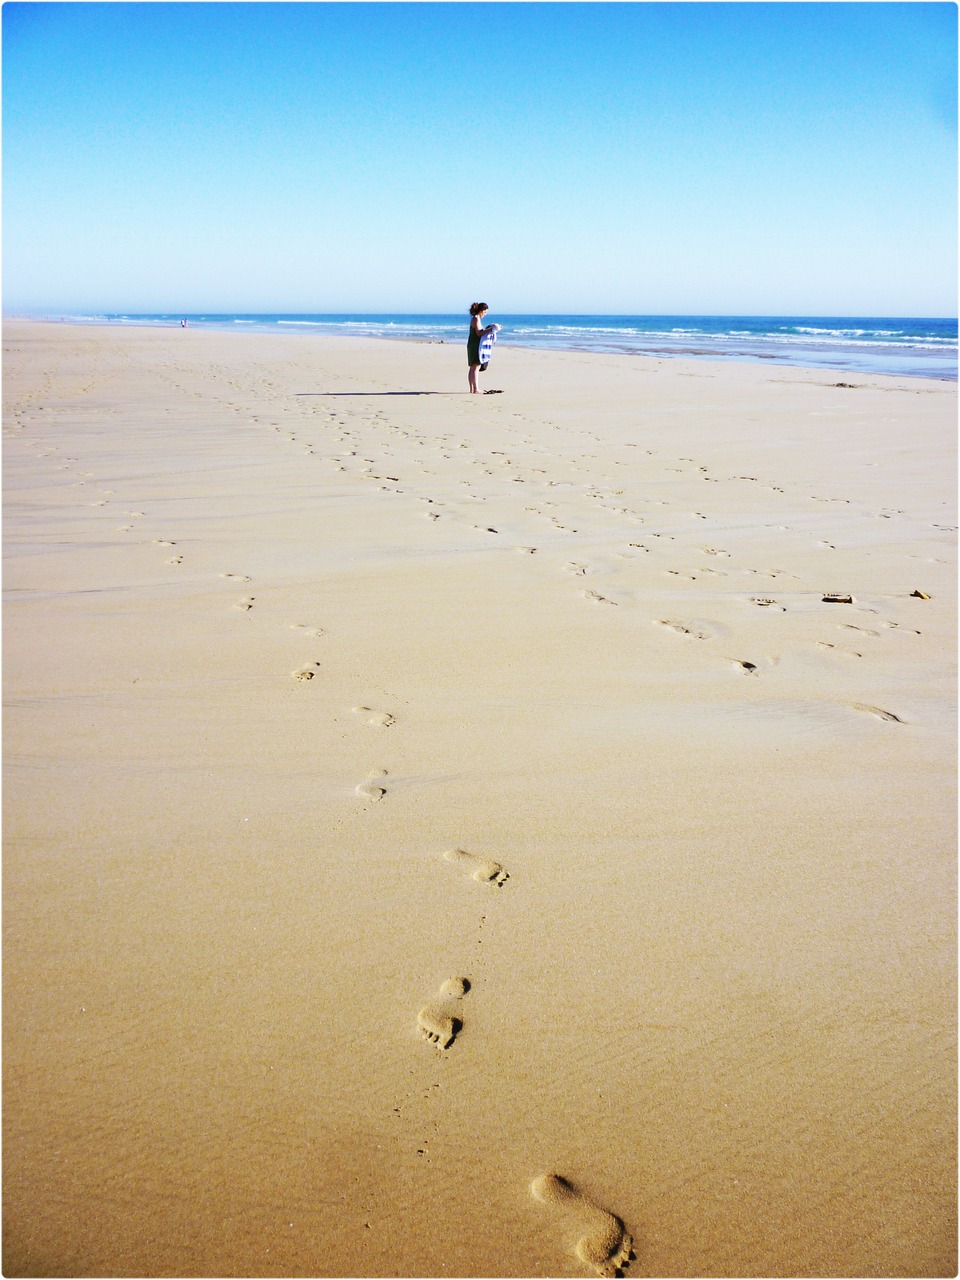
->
[469,302,489,316]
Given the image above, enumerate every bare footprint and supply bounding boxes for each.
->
[531,1173,633,1277]
[841,624,880,637]
[443,847,509,887]
[657,619,716,641]
[417,976,470,1050]
[416,1008,461,1050]
[356,770,388,801]
[817,642,863,658]
[352,706,395,728]
[851,703,905,724]
[293,663,320,680]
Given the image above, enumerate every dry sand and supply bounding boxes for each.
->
[3,319,956,1278]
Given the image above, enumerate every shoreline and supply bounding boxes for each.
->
[6,316,954,401]
[4,319,956,1278]
[7,312,956,381]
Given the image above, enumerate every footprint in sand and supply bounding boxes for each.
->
[817,642,863,659]
[851,703,905,724]
[531,1174,633,1278]
[221,572,252,584]
[417,977,470,1050]
[732,659,759,674]
[235,597,255,611]
[841,623,880,637]
[293,662,320,680]
[443,847,509,887]
[290,623,325,638]
[657,619,717,641]
[356,770,388,801]
[352,706,395,728]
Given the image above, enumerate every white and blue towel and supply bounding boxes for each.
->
[478,324,500,366]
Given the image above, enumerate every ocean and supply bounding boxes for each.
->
[41,313,958,380]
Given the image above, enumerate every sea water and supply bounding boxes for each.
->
[37,313,958,380]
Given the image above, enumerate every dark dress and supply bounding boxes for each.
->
[467,319,482,366]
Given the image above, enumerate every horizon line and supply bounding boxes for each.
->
[7,310,959,321]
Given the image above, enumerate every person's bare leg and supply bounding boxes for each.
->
[468,363,479,393]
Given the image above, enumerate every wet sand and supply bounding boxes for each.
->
[3,319,956,1278]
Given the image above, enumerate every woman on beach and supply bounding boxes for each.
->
[467,302,499,393]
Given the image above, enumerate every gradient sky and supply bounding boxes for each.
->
[3,1,956,316]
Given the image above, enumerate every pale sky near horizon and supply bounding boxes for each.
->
[3,1,957,316]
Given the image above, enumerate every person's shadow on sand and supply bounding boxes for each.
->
[296,390,453,397]
[296,390,503,396]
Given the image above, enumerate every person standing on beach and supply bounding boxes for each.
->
[467,302,499,393]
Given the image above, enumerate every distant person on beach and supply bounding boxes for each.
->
[467,302,500,393]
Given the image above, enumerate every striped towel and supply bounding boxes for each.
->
[478,325,500,366]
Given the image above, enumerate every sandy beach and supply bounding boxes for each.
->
[3,319,956,1278]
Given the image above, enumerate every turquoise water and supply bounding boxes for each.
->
[41,313,959,379]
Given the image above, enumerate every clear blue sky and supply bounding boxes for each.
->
[3,2,956,316]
